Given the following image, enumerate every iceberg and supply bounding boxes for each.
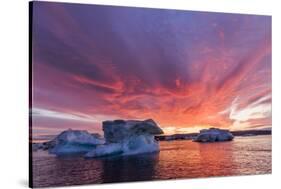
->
[85,119,163,158]
[48,129,104,156]
[193,128,234,142]
[34,119,163,158]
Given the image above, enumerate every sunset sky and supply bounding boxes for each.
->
[31,2,271,139]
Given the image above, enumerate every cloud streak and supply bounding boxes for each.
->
[31,2,271,136]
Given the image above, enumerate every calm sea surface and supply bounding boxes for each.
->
[32,135,272,187]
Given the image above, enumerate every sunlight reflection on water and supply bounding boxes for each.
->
[32,135,271,187]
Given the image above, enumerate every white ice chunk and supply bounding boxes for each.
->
[85,119,163,158]
[193,128,234,142]
[49,129,104,155]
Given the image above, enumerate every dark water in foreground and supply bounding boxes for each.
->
[32,135,271,187]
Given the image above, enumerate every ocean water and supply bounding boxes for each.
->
[32,135,272,187]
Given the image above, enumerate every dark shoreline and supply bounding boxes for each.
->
[155,129,271,141]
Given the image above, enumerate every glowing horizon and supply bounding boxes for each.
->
[31,2,272,137]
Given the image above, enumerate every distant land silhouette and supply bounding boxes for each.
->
[155,128,272,141]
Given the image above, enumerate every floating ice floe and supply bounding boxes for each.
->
[193,128,234,142]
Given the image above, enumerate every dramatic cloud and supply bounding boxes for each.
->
[31,2,271,137]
